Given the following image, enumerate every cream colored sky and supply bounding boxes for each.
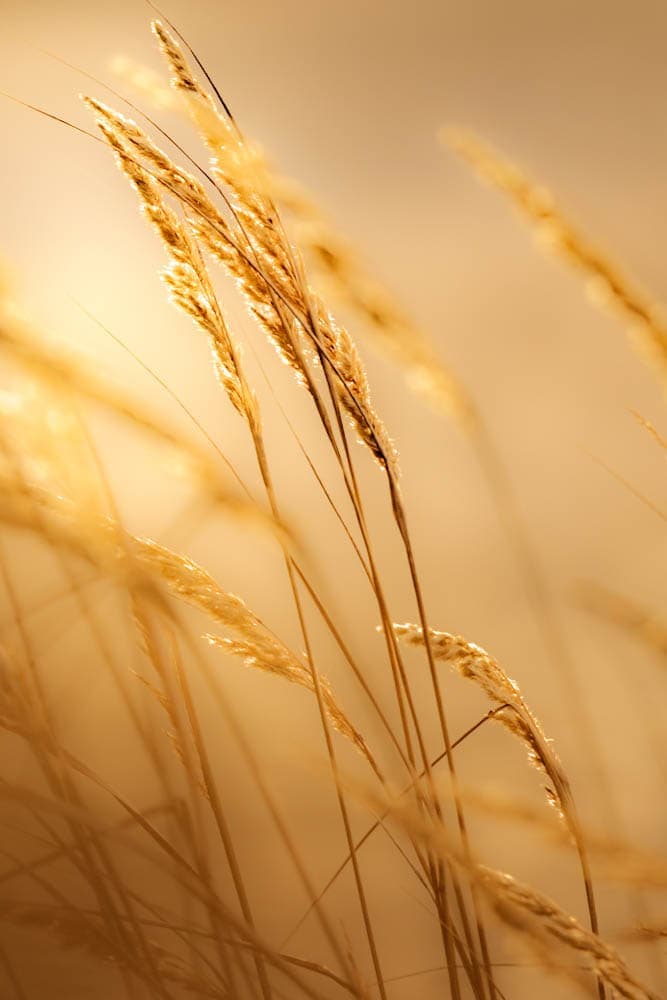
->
[1,2,667,995]
[3,0,667,830]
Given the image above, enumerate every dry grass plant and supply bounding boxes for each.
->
[0,12,664,1000]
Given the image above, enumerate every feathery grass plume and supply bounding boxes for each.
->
[393,623,570,820]
[151,19,213,104]
[84,107,256,425]
[130,539,378,772]
[140,536,287,650]
[152,20,285,254]
[0,367,281,587]
[111,57,601,995]
[0,480,168,609]
[0,470,261,634]
[210,214,396,476]
[283,216,478,430]
[191,213,312,388]
[0,467,284,670]
[94,57,289,304]
[315,299,399,474]
[575,581,667,659]
[0,295,275,528]
[204,630,375,775]
[0,384,107,522]
[150,21,472,432]
[444,128,667,387]
[150,20,397,476]
[149,25,317,398]
[392,623,609,989]
[86,93,313,392]
[160,62,618,880]
[476,867,658,1000]
[83,97,222,217]
[206,633,376,773]
[371,787,655,999]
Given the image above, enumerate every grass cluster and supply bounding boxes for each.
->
[0,12,664,1000]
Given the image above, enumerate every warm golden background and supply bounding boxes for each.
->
[1,0,666,997]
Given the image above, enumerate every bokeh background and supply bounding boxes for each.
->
[1,0,666,996]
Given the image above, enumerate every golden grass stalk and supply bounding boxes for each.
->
[192,213,314,390]
[200,180,399,477]
[372,789,656,1000]
[180,628,367,996]
[152,19,214,105]
[314,299,399,475]
[124,35,417,870]
[205,634,376,775]
[0,465,372,774]
[88,68,391,994]
[393,620,604,977]
[274,211,477,431]
[393,624,569,820]
[84,109,254,424]
[84,94,314,392]
[135,539,378,772]
[148,23,424,805]
[444,128,667,388]
[151,20,286,251]
[146,28,582,990]
[143,22,474,432]
[79,41,627,903]
[149,21,398,478]
[476,868,657,1000]
[117,30,473,456]
[144,42,612,961]
[83,96,224,218]
[90,77,374,754]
